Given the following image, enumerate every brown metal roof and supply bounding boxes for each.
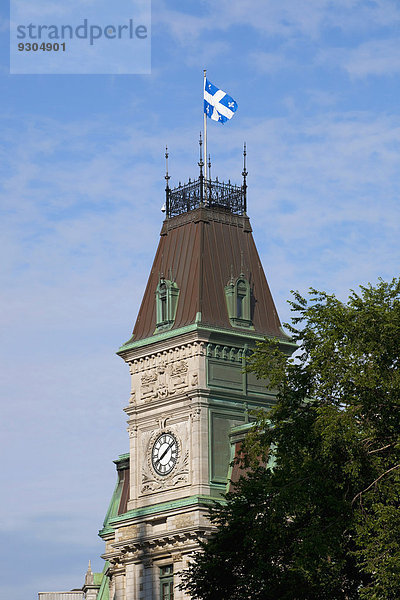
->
[130,206,283,342]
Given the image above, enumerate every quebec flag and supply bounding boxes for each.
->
[204,78,238,123]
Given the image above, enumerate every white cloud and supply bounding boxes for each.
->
[304,89,340,108]
[343,38,400,78]
[317,38,400,79]
[150,0,400,78]
[154,0,400,44]
[249,50,291,74]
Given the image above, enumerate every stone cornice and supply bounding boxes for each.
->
[103,528,213,566]
[98,495,222,537]
[118,323,292,358]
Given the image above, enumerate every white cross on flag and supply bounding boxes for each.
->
[204,78,238,123]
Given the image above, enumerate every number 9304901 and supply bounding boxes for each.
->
[18,42,66,51]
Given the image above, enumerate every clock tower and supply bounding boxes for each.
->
[95,145,291,600]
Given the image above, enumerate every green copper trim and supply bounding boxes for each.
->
[114,452,129,470]
[230,422,255,435]
[116,452,129,460]
[99,495,223,537]
[118,323,293,354]
[118,324,198,353]
[95,562,110,600]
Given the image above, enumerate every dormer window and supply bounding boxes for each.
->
[225,275,253,329]
[155,278,179,332]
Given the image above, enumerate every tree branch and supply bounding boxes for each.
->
[352,464,400,504]
[367,443,394,455]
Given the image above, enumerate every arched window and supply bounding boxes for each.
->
[224,275,253,329]
[155,278,179,332]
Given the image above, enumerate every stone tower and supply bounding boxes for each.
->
[94,148,291,600]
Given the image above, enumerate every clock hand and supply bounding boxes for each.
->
[158,442,174,462]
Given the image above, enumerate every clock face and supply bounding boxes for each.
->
[151,432,178,476]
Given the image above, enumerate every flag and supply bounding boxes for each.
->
[204,78,238,123]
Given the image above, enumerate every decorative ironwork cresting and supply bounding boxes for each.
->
[164,141,248,218]
[166,177,246,218]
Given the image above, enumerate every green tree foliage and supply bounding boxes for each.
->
[181,279,400,600]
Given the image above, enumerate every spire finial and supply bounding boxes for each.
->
[165,146,171,218]
[199,132,203,165]
[165,146,170,184]
[242,142,248,214]
[198,133,204,205]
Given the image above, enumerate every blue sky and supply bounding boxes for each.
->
[1,1,399,598]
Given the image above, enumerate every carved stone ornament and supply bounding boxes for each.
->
[135,355,198,403]
[173,552,183,562]
[158,383,168,398]
[168,360,188,395]
[157,417,168,430]
[169,360,188,376]
[190,407,201,422]
[128,424,138,438]
[141,371,158,400]
[174,514,193,529]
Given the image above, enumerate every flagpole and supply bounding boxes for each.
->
[203,69,207,203]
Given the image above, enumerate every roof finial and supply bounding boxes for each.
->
[208,154,211,182]
[165,146,171,217]
[198,132,204,204]
[165,146,170,183]
[198,132,204,167]
[242,142,248,214]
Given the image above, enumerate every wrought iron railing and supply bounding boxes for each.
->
[166,177,246,218]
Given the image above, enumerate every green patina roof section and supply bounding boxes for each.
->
[116,452,129,462]
[230,422,256,436]
[118,323,292,354]
[94,562,110,600]
[118,323,198,352]
[100,454,129,535]
[99,494,223,537]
